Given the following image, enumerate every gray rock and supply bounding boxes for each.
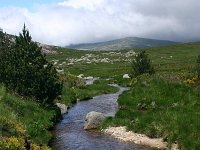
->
[56,103,68,115]
[84,111,106,130]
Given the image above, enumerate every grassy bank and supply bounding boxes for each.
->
[0,85,60,149]
[102,74,200,149]
[0,74,119,149]
[59,75,119,104]
[75,80,119,101]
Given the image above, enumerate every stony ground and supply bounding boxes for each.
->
[104,126,179,150]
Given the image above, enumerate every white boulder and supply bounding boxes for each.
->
[56,103,68,115]
[123,74,130,79]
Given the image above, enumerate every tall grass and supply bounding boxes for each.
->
[75,80,119,101]
[0,85,58,146]
[102,75,200,149]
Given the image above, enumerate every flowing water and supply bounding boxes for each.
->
[51,83,147,150]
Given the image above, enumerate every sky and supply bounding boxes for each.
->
[0,0,200,46]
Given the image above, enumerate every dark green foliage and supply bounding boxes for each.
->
[197,55,200,77]
[0,25,62,104]
[0,31,13,82]
[131,51,155,77]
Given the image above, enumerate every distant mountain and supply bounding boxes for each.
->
[67,37,178,51]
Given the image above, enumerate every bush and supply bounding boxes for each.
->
[0,25,62,104]
[0,137,26,150]
[131,51,155,78]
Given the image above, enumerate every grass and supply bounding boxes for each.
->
[59,74,119,104]
[59,85,77,105]
[47,47,132,79]
[0,41,199,149]
[101,75,200,150]
[47,42,200,83]
[46,42,200,149]
[0,85,59,148]
[75,80,119,101]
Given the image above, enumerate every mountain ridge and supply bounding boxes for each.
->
[67,37,178,51]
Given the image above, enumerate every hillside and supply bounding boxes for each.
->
[49,42,200,78]
[3,33,57,54]
[67,37,178,51]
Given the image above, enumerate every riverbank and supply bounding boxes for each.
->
[0,77,119,149]
[104,126,179,150]
[101,74,200,150]
[0,85,59,149]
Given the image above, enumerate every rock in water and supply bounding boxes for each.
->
[56,103,68,115]
[84,111,106,130]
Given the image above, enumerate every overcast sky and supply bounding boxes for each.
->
[0,0,200,46]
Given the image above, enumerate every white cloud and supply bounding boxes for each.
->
[59,0,105,11]
[0,0,200,46]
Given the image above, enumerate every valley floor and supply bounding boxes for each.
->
[1,42,200,149]
[50,43,200,150]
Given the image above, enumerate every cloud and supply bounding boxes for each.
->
[0,0,200,46]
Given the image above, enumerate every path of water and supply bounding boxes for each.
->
[51,82,147,150]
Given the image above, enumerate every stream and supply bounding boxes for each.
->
[51,81,146,150]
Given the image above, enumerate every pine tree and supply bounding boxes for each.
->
[0,30,13,83]
[0,25,62,104]
[131,51,155,77]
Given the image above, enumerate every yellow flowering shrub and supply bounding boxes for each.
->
[30,143,51,150]
[30,143,41,150]
[0,137,26,150]
[183,76,200,85]
[0,115,25,137]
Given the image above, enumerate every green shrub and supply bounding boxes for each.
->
[0,25,62,104]
[131,51,155,78]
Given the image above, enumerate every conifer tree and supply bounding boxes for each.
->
[0,29,13,83]
[0,25,62,104]
[131,51,155,77]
